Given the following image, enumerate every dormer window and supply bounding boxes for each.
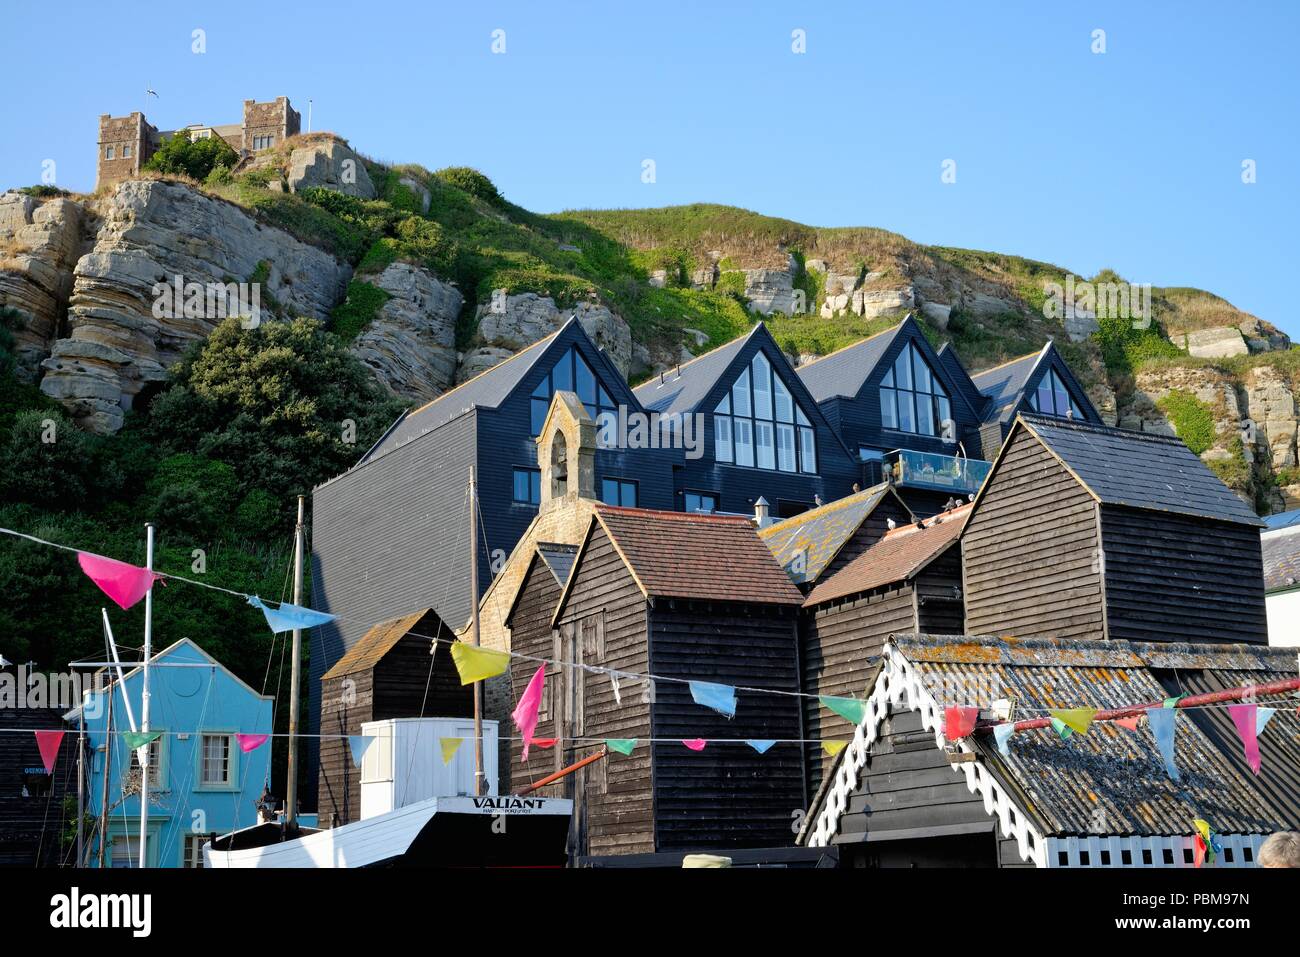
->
[1028,368,1083,419]
[530,347,618,436]
[880,342,952,440]
[714,351,816,474]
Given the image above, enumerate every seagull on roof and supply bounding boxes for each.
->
[886,518,896,531]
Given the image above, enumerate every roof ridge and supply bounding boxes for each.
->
[1019,411,1186,446]
[403,326,563,421]
[969,346,1043,381]
[796,317,906,372]
[595,503,752,523]
[631,323,763,394]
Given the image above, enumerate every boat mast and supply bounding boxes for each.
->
[138,522,154,868]
[286,495,305,829]
[469,468,485,797]
[97,680,113,867]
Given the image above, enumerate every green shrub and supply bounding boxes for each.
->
[144,131,239,181]
[1155,390,1216,455]
[330,280,391,340]
[434,167,503,206]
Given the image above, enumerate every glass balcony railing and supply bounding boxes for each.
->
[886,449,992,496]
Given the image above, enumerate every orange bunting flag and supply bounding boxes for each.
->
[1114,714,1142,731]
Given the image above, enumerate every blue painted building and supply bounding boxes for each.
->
[68,638,273,868]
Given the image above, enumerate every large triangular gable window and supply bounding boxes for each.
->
[714,350,816,473]
[530,347,619,436]
[879,342,953,440]
[1027,367,1084,420]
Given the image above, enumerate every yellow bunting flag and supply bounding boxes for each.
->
[822,740,849,757]
[440,737,464,765]
[450,641,510,685]
[1049,708,1098,736]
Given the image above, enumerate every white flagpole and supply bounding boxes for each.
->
[138,523,154,868]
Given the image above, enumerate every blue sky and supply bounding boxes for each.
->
[3,1,1296,336]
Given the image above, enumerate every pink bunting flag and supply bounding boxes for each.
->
[512,665,546,760]
[531,738,557,749]
[35,730,64,773]
[78,552,161,610]
[1114,715,1142,731]
[1228,703,1261,775]
[944,706,979,741]
[682,738,707,751]
[236,733,269,753]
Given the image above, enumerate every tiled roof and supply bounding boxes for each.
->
[593,505,804,605]
[320,609,432,680]
[632,326,758,415]
[537,542,579,587]
[1262,525,1300,592]
[1014,413,1263,526]
[970,346,1044,424]
[795,320,904,403]
[804,504,969,606]
[891,634,1300,836]
[758,483,907,585]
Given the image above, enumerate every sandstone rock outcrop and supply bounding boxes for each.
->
[288,140,376,200]
[0,192,90,380]
[349,262,462,403]
[39,180,351,432]
[742,255,800,315]
[461,292,633,382]
[1183,326,1249,359]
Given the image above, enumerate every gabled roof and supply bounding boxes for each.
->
[1264,508,1300,531]
[554,505,804,620]
[795,319,907,403]
[631,324,759,416]
[970,340,1099,427]
[807,634,1299,848]
[355,316,635,467]
[935,342,990,420]
[1262,525,1300,592]
[993,413,1263,526]
[803,503,969,606]
[889,634,1299,837]
[321,608,442,680]
[758,483,913,585]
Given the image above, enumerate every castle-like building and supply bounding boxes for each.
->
[96,96,301,190]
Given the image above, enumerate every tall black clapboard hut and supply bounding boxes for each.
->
[514,505,806,859]
[962,413,1267,644]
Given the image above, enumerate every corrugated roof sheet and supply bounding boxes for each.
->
[758,483,900,585]
[537,542,579,587]
[632,327,757,415]
[890,634,1298,836]
[795,320,904,403]
[594,505,804,605]
[1262,526,1300,592]
[1018,413,1263,526]
[320,609,433,680]
[804,504,969,606]
[1263,508,1300,531]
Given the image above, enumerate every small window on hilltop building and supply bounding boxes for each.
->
[105,146,114,160]
[122,145,131,158]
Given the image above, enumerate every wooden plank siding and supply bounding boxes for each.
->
[802,586,915,797]
[316,617,470,825]
[553,524,654,857]
[504,555,565,798]
[963,428,1105,641]
[833,709,996,860]
[0,707,77,867]
[915,546,966,634]
[648,600,804,851]
[1101,506,1268,644]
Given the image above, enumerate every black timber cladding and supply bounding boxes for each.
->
[0,706,77,867]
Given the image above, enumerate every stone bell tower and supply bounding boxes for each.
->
[535,390,596,511]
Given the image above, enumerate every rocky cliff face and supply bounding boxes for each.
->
[461,293,633,382]
[350,262,461,402]
[0,192,92,381]
[37,180,352,432]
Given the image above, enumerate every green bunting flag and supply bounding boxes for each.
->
[122,730,162,750]
[820,695,867,725]
[606,739,637,755]
[1049,717,1073,741]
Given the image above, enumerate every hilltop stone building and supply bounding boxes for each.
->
[96,96,301,190]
